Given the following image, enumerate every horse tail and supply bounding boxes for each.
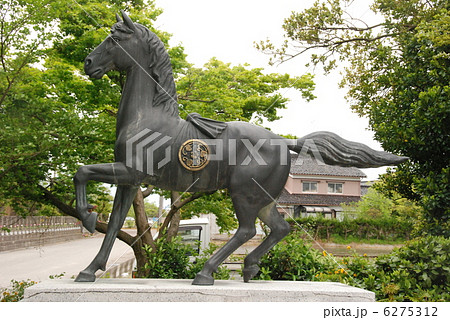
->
[287,131,408,168]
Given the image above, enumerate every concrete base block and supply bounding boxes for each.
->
[23,279,375,302]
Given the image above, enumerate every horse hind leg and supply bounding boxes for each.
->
[75,185,138,282]
[192,197,258,285]
[242,202,290,282]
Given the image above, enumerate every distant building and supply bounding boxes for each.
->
[277,154,366,220]
[360,180,376,196]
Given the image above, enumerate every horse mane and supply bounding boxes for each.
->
[134,23,179,117]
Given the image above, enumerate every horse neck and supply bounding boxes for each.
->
[116,66,181,133]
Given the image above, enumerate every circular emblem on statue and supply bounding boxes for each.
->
[178,139,210,171]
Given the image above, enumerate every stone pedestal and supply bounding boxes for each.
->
[23,279,375,302]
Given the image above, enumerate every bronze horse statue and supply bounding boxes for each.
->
[74,11,407,285]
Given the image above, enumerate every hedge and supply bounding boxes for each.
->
[288,216,413,241]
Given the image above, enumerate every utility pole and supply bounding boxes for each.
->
[158,195,164,226]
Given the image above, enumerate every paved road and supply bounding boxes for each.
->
[0,232,135,289]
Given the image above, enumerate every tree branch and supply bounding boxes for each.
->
[158,191,214,238]
[300,23,384,33]
[102,108,117,117]
[141,185,155,198]
[0,148,51,180]
[0,42,40,106]
[275,32,399,65]
[133,188,155,248]
[178,96,217,103]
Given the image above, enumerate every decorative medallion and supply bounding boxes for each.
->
[178,139,210,171]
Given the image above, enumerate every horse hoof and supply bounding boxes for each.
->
[243,265,260,282]
[82,212,98,233]
[192,273,214,286]
[75,270,96,282]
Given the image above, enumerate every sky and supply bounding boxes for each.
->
[153,0,389,181]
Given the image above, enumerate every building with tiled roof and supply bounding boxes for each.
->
[277,154,366,219]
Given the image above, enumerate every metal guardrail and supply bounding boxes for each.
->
[0,216,82,252]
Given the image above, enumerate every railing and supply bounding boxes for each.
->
[0,216,82,252]
[100,258,135,279]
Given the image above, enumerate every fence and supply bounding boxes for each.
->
[0,216,83,252]
[100,258,135,279]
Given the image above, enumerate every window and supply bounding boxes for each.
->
[178,226,202,254]
[328,183,343,194]
[303,181,318,193]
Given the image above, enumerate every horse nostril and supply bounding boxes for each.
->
[85,58,92,67]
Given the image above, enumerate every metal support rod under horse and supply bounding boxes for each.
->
[74,11,408,285]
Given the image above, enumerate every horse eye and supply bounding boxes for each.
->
[111,36,121,43]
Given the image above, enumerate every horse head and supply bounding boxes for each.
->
[84,11,145,78]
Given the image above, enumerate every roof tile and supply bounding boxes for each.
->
[277,188,361,206]
[290,154,366,177]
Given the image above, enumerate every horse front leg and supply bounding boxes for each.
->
[75,185,139,282]
[74,180,98,233]
[73,162,138,233]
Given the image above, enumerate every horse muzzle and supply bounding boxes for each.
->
[84,57,106,79]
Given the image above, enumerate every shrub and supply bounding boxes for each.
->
[141,237,230,280]
[366,236,450,301]
[1,279,37,302]
[185,242,230,280]
[314,250,372,288]
[315,236,450,301]
[254,232,449,302]
[142,237,192,279]
[254,233,334,281]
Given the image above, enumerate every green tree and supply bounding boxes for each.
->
[342,185,420,228]
[144,201,159,218]
[0,0,58,106]
[342,188,394,219]
[177,58,315,123]
[257,0,449,236]
[127,195,160,219]
[180,189,237,233]
[0,0,128,216]
[0,0,194,275]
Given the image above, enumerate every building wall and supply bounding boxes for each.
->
[285,175,361,196]
[285,176,301,194]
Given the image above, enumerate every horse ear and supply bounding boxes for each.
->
[121,10,136,32]
[115,13,122,22]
